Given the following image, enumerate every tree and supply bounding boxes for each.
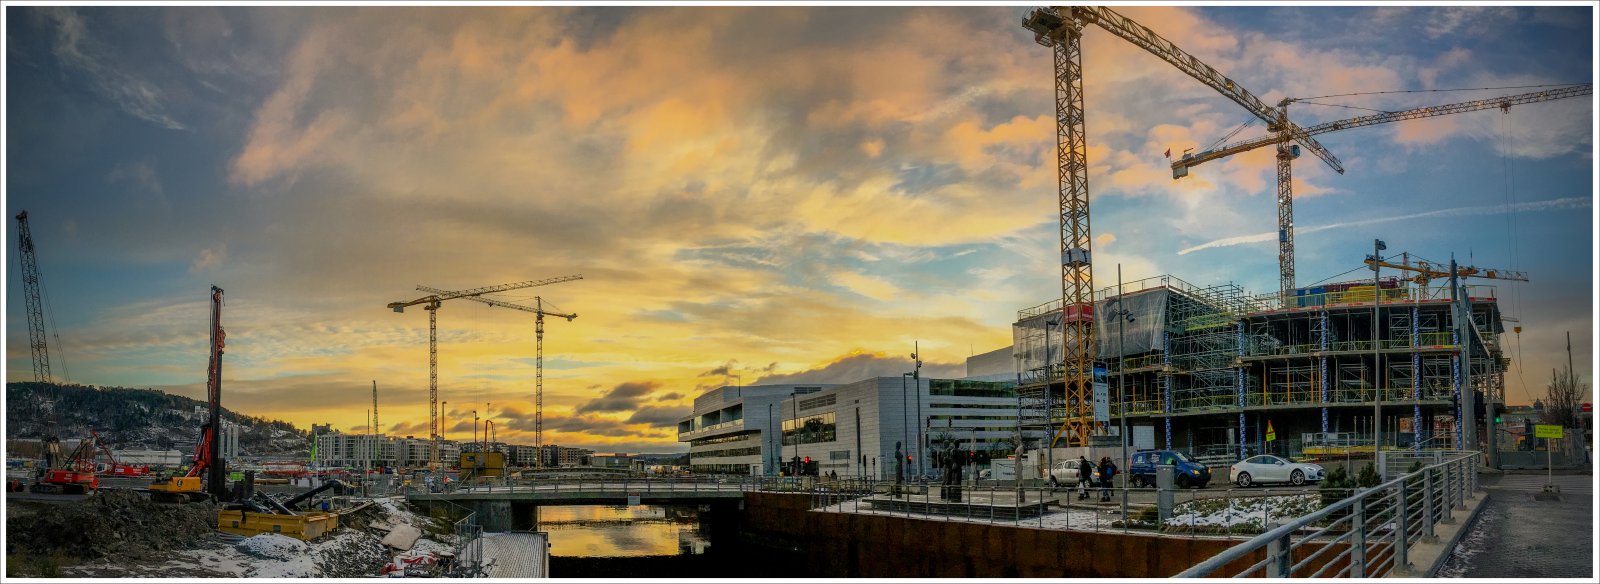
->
[1543,366,1584,429]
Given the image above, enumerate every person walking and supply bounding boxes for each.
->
[1098,456,1117,502]
[1076,455,1094,501]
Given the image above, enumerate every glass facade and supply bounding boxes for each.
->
[781,412,836,446]
[928,379,1017,398]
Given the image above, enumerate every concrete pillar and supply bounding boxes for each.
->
[475,500,514,532]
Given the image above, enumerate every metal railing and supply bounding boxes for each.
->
[1177,451,1480,577]
[802,476,1367,540]
[403,474,828,497]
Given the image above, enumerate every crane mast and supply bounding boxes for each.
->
[415,286,577,468]
[14,211,52,382]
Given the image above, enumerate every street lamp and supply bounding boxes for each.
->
[472,410,479,448]
[912,343,924,479]
[1110,264,1136,522]
[1371,239,1386,454]
[901,372,913,481]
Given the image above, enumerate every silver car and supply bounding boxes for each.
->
[1230,454,1324,487]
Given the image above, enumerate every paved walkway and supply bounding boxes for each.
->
[1437,472,1594,578]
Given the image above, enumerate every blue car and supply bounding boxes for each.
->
[1128,450,1211,489]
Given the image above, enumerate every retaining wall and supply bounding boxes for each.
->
[741,492,1324,577]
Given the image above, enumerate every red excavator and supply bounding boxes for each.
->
[150,286,229,503]
[30,433,100,494]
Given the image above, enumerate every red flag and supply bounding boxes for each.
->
[1164,148,1171,158]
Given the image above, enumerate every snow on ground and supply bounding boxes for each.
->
[1164,493,1320,529]
[814,497,1124,531]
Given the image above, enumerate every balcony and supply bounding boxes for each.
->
[676,418,746,441]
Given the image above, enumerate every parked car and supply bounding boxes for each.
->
[1230,454,1325,487]
[1128,450,1211,489]
[1045,460,1100,487]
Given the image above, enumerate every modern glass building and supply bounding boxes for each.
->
[679,377,1020,478]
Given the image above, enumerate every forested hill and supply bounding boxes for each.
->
[5,382,309,456]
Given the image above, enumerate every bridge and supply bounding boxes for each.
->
[405,477,790,531]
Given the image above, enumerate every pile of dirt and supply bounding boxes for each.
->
[6,490,218,561]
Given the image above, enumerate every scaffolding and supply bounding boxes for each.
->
[1013,271,1511,459]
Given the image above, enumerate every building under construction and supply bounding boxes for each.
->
[1011,265,1510,461]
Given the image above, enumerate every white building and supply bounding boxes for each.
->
[679,378,1020,479]
[112,449,183,467]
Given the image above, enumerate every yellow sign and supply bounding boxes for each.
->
[1265,420,1277,441]
[1535,424,1564,439]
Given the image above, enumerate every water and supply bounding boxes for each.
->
[541,504,803,578]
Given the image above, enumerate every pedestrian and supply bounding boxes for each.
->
[1098,456,1117,502]
[1077,456,1094,501]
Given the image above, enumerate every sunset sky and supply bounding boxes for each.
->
[5,4,1594,452]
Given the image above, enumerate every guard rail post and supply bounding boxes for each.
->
[1440,464,1456,524]
[1350,495,1367,577]
[1395,479,1410,574]
[1422,468,1438,541]
[1264,524,1291,578]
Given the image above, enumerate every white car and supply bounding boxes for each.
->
[1230,455,1324,487]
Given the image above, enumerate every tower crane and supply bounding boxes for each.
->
[14,211,55,382]
[387,274,583,470]
[1022,6,1316,446]
[416,286,576,468]
[1362,256,1529,287]
[1174,84,1591,297]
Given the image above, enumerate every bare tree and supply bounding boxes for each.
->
[1542,366,1584,429]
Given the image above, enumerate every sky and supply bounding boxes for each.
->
[4,3,1595,453]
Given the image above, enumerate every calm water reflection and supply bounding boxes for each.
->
[542,503,804,577]
[541,505,709,558]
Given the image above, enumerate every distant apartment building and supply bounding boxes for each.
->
[543,445,594,467]
[313,432,395,467]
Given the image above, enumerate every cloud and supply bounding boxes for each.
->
[188,245,227,273]
[574,380,660,414]
[753,350,964,385]
[626,406,689,428]
[39,7,188,130]
[1178,197,1593,255]
[655,392,683,402]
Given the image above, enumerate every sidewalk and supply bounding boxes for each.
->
[1436,473,1594,578]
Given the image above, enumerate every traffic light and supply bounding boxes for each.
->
[803,456,811,464]
[1495,414,1502,424]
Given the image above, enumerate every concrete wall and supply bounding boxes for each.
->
[740,492,1284,577]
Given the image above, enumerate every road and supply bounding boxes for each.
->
[1437,472,1594,578]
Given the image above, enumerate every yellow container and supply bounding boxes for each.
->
[218,509,339,541]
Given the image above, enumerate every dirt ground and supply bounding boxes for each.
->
[5,490,454,578]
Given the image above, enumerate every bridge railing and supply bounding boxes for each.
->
[405,475,825,496]
[1177,451,1480,578]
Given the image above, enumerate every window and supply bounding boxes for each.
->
[1160,453,1177,465]
[1132,453,1148,464]
[829,450,851,461]
[928,379,1017,398]
[781,412,837,445]
[1245,456,1268,464]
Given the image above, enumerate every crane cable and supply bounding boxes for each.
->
[1501,101,1535,405]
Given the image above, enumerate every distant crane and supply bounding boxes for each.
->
[372,380,380,438]
[1173,84,1589,298]
[14,211,55,382]
[417,286,578,468]
[387,275,582,470]
[1362,255,1530,288]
